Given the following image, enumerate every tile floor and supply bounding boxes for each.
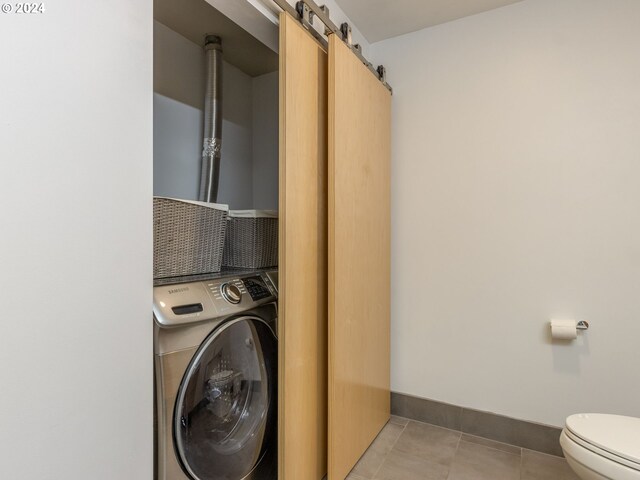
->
[347,416,579,480]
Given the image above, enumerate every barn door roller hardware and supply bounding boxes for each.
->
[272,0,392,93]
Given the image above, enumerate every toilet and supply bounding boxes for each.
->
[560,414,640,480]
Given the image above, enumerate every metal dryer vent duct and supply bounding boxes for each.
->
[199,35,223,203]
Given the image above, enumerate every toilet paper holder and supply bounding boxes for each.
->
[576,320,590,330]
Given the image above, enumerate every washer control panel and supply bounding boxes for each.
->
[242,276,272,301]
[206,277,247,309]
[153,272,277,327]
[221,282,242,304]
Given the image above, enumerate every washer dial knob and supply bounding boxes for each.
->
[221,283,242,304]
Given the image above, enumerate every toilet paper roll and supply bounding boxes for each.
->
[550,319,578,340]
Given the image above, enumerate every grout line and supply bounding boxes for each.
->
[400,417,527,459]
[464,442,522,458]
[522,447,565,459]
[519,445,524,480]
[370,419,407,479]
[445,430,463,480]
[459,434,523,457]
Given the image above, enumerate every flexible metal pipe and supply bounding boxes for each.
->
[199,35,223,203]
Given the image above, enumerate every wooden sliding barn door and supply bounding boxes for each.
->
[278,12,328,480]
[327,34,392,480]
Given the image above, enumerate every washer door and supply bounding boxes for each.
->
[174,316,277,480]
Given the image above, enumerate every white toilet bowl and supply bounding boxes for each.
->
[560,414,640,480]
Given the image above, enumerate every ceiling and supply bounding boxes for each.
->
[154,0,278,77]
[334,0,525,43]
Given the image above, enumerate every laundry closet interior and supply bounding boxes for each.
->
[152,0,392,479]
[153,0,279,210]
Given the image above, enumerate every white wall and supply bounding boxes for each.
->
[154,21,255,209]
[372,0,640,427]
[252,71,279,210]
[154,95,203,200]
[206,0,279,53]
[0,1,152,478]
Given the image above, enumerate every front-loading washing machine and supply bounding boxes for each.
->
[153,271,278,480]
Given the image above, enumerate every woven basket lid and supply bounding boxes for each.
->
[154,196,229,211]
[228,210,278,218]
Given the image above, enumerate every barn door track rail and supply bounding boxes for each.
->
[271,0,392,93]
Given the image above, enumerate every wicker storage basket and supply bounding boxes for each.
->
[222,210,278,269]
[153,197,229,278]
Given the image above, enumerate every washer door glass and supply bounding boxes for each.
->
[174,317,277,480]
